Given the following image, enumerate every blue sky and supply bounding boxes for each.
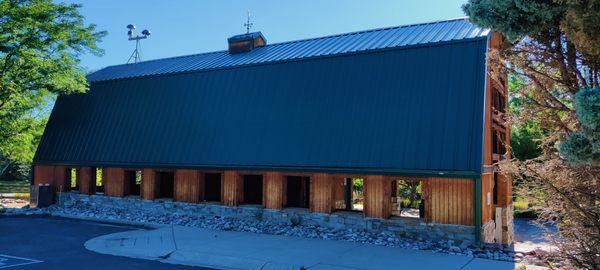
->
[66,0,468,71]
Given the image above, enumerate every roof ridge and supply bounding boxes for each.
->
[95,17,472,70]
[266,17,470,47]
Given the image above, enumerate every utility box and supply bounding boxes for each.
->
[30,184,54,208]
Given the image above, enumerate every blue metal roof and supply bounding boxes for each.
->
[35,29,489,175]
[87,18,489,82]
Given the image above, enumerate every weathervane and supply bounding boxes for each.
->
[126,24,151,64]
[244,10,253,34]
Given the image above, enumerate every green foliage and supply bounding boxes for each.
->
[561,0,600,60]
[397,180,421,208]
[352,178,363,192]
[463,0,564,42]
[511,122,543,160]
[559,87,600,166]
[574,87,600,131]
[465,1,600,268]
[96,168,102,186]
[0,0,105,179]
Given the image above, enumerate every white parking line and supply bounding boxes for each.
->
[0,254,43,269]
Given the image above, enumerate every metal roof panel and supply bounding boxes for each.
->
[87,18,489,82]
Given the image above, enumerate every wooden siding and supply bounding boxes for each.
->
[77,167,96,195]
[174,169,203,203]
[33,165,53,186]
[263,171,284,210]
[141,169,158,200]
[425,177,474,226]
[496,174,512,207]
[33,165,68,193]
[309,173,334,214]
[222,170,243,206]
[482,173,494,223]
[332,176,346,209]
[103,167,126,197]
[363,175,392,219]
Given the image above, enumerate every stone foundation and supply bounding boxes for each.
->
[58,192,478,244]
[499,205,514,245]
[482,220,496,243]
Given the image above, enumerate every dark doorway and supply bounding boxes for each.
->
[243,174,263,205]
[124,170,140,196]
[285,176,310,208]
[204,173,221,202]
[157,171,174,199]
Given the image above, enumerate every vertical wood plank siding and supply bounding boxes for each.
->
[174,169,203,203]
[33,165,53,186]
[496,174,512,207]
[310,173,334,214]
[481,173,494,223]
[222,170,243,206]
[425,177,474,226]
[33,165,68,193]
[332,176,345,209]
[77,167,96,195]
[263,171,284,210]
[103,167,126,197]
[141,169,158,200]
[363,175,392,218]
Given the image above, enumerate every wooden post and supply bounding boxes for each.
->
[309,173,334,214]
[496,174,512,207]
[221,170,242,206]
[363,175,391,219]
[52,165,68,193]
[78,167,96,195]
[174,169,202,203]
[103,167,125,197]
[263,171,284,210]
[141,169,158,200]
[33,165,54,186]
[422,179,432,223]
[332,176,345,210]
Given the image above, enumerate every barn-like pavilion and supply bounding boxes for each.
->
[33,18,513,244]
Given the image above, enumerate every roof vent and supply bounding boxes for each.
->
[227,32,267,54]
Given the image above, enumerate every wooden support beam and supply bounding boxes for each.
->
[141,169,158,200]
[33,165,54,186]
[103,167,126,197]
[422,179,432,223]
[332,176,345,210]
[309,173,334,214]
[363,175,392,219]
[221,170,242,206]
[496,174,512,207]
[263,171,284,210]
[174,169,202,203]
[77,167,96,195]
[50,166,68,193]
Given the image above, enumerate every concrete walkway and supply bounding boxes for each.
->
[85,225,533,270]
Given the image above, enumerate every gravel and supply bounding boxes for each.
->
[1,198,542,265]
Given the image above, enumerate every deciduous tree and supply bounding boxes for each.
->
[0,0,105,178]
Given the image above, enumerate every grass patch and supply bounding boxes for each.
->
[514,196,530,211]
[0,180,30,194]
[513,196,538,218]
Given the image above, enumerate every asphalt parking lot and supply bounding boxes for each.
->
[0,215,211,270]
